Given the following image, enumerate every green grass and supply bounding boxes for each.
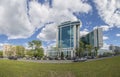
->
[0,56,120,77]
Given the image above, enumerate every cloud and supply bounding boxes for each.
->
[0,43,11,50]
[37,23,57,41]
[94,0,120,28]
[36,0,92,41]
[101,43,110,50]
[0,0,36,39]
[103,36,109,40]
[0,0,92,40]
[0,43,4,50]
[116,34,120,37]
[93,25,111,31]
[53,0,92,13]
[80,29,89,36]
[100,25,111,31]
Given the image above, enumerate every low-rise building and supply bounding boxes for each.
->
[109,45,120,52]
[3,44,25,57]
[3,45,17,57]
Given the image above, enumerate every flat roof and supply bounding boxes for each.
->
[58,21,81,27]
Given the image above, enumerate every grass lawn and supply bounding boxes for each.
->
[0,56,120,77]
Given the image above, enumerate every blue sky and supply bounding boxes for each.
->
[0,0,120,50]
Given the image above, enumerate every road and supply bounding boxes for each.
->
[17,55,119,63]
[1,55,119,63]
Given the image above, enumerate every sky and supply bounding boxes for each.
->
[0,0,120,50]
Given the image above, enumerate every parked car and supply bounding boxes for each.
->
[73,57,87,62]
[66,57,72,60]
[8,56,17,60]
[85,56,95,59]
[55,57,60,60]
[48,57,54,60]
[0,56,3,58]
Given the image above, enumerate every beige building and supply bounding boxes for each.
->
[3,45,17,57]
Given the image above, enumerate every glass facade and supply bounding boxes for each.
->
[81,28,103,48]
[61,26,71,48]
[57,21,80,58]
[58,25,74,48]
[91,31,94,46]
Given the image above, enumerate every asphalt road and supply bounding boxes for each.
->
[17,55,119,63]
[1,55,119,63]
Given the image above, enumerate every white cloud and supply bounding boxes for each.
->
[93,25,111,31]
[101,43,109,50]
[103,36,109,40]
[94,0,120,28]
[36,0,92,41]
[0,0,92,40]
[0,0,36,39]
[37,23,57,41]
[0,43,3,50]
[116,34,120,37]
[53,0,92,13]
[0,43,10,50]
[100,25,111,31]
[80,29,89,36]
[29,1,50,27]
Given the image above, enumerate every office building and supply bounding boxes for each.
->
[57,21,81,58]
[81,28,103,48]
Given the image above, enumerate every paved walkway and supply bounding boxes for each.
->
[18,59,72,63]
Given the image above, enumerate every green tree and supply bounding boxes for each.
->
[76,41,85,58]
[61,52,64,60]
[86,45,93,56]
[26,50,34,57]
[36,48,44,59]
[0,51,3,57]
[28,40,44,58]
[16,46,25,58]
[94,47,99,57]
[28,41,34,50]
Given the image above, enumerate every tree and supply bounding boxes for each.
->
[36,48,44,59]
[28,40,44,58]
[0,51,3,58]
[76,41,85,58]
[16,46,25,58]
[28,41,34,50]
[86,45,93,56]
[26,50,34,57]
[61,52,64,60]
[94,47,99,57]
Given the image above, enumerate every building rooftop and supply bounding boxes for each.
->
[58,21,81,27]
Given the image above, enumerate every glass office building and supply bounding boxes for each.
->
[81,28,103,48]
[57,21,81,58]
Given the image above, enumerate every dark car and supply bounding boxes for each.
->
[8,56,17,60]
[48,57,54,60]
[73,57,87,62]
[86,56,95,59]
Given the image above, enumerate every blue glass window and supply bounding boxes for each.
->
[61,26,71,48]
